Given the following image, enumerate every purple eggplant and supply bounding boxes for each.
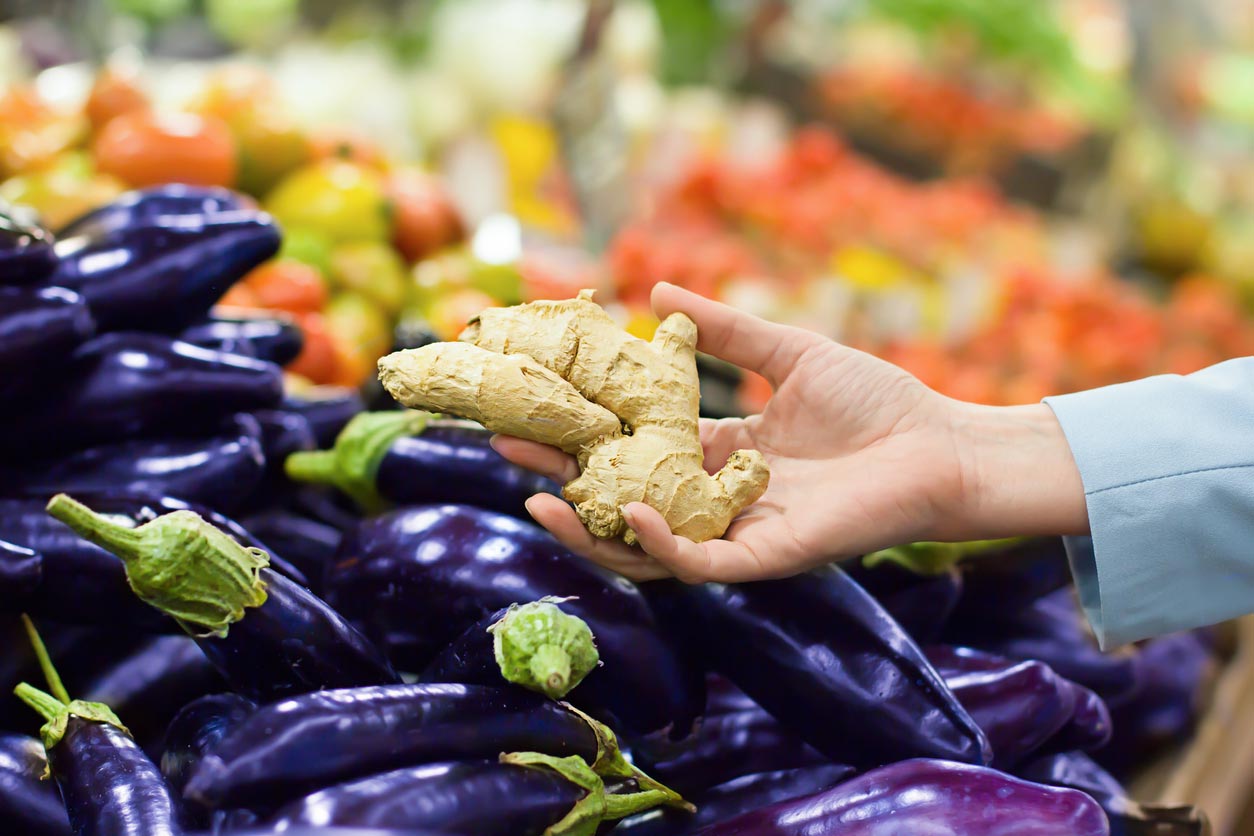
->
[82,636,225,754]
[237,511,340,595]
[1019,751,1209,836]
[184,683,679,810]
[51,208,279,332]
[701,675,758,716]
[178,313,303,366]
[327,504,703,738]
[644,570,990,768]
[842,558,962,642]
[286,412,558,515]
[0,333,283,458]
[0,491,307,630]
[927,645,1111,768]
[0,415,266,514]
[160,694,257,830]
[613,764,857,836]
[944,587,1141,708]
[0,201,57,284]
[1096,632,1216,779]
[0,538,41,608]
[280,390,364,449]
[15,617,182,836]
[0,732,71,836]
[265,756,681,835]
[248,409,316,503]
[56,185,245,241]
[954,537,1073,613]
[696,758,1109,836]
[46,493,398,701]
[0,286,95,390]
[213,830,448,836]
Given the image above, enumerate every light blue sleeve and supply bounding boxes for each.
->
[1043,358,1254,649]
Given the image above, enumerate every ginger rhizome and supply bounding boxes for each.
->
[377,291,769,544]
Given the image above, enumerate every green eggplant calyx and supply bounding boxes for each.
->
[284,409,433,513]
[491,598,599,699]
[45,494,269,637]
[564,703,693,812]
[863,537,1026,575]
[501,751,605,836]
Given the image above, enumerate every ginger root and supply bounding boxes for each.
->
[377,290,769,544]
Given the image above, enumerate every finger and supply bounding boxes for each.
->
[524,495,672,581]
[621,502,768,584]
[490,436,579,484]
[650,282,822,387]
[699,417,752,474]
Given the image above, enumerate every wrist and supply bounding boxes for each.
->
[945,401,1089,541]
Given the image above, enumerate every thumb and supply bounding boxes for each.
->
[650,282,823,387]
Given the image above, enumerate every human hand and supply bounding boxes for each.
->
[492,282,1087,583]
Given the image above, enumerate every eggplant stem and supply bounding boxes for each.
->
[20,615,70,704]
[13,683,64,722]
[45,494,144,561]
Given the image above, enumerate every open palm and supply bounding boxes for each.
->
[492,282,973,584]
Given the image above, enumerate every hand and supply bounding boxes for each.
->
[492,282,1087,583]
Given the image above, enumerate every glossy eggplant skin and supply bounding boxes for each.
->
[265,759,586,834]
[0,537,41,609]
[249,409,316,501]
[328,505,703,738]
[56,186,245,241]
[0,202,58,284]
[49,717,182,836]
[944,587,1141,708]
[237,511,340,595]
[0,491,307,629]
[631,707,828,797]
[0,732,71,836]
[178,314,303,366]
[612,765,856,836]
[373,421,559,518]
[927,645,1111,768]
[184,683,599,809]
[0,286,95,386]
[0,415,266,514]
[50,212,279,332]
[842,559,962,642]
[695,759,1110,836]
[644,570,990,768]
[192,568,399,702]
[159,694,256,829]
[280,391,364,449]
[82,637,225,753]
[0,334,283,458]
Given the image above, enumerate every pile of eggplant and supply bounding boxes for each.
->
[0,188,1219,835]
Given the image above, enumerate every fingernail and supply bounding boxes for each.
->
[524,497,540,520]
[488,435,503,452]
[620,505,638,530]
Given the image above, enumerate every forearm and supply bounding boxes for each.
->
[944,402,1089,541]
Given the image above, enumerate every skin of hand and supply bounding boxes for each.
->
[490,282,1089,584]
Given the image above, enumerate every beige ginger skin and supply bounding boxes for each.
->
[377,290,770,544]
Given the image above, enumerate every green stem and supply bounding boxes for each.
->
[603,789,688,820]
[529,644,572,698]
[282,450,339,485]
[500,751,605,836]
[45,494,144,563]
[20,615,70,705]
[565,705,692,811]
[13,683,64,722]
[491,599,599,699]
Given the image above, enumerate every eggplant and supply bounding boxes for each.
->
[0,415,266,514]
[280,390,364,449]
[248,409,316,502]
[237,511,340,595]
[1019,751,1210,836]
[160,694,256,830]
[944,587,1141,708]
[927,645,1111,768]
[46,494,398,702]
[954,537,1073,613]
[1096,632,1217,779]
[15,617,182,836]
[56,185,245,241]
[82,636,225,754]
[50,211,279,332]
[0,732,72,836]
[842,558,962,642]
[178,313,303,366]
[265,756,681,835]
[613,765,857,836]
[644,570,990,768]
[0,537,41,609]
[0,201,57,284]
[0,491,307,630]
[695,758,1110,836]
[701,675,758,716]
[0,333,283,458]
[0,286,95,388]
[286,411,559,515]
[327,504,704,738]
[184,683,678,810]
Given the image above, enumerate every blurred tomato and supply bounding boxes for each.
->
[85,69,149,131]
[427,288,499,341]
[328,241,408,315]
[1,152,125,230]
[234,115,309,196]
[94,111,237,188]
[323,292,392,372]
[310,130,386,169]
[266,161,390,245]
[287,312,340,384]
[0,87,86,178]
[243,260,327,314]
[387,168,463,262]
